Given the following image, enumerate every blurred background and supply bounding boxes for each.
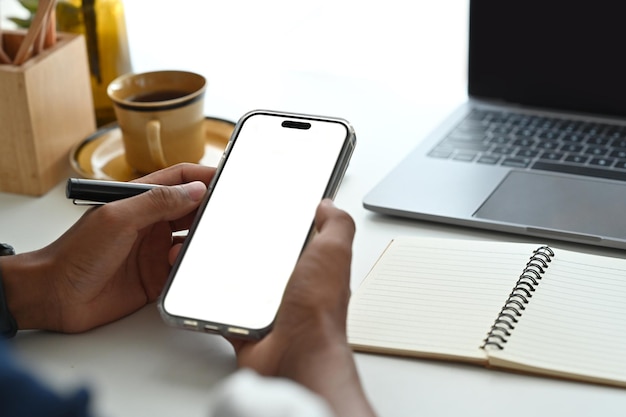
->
[1,0,469,118]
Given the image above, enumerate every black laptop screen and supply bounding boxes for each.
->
[468,1,626,118]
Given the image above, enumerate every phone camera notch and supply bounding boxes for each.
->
[281,120,311,130]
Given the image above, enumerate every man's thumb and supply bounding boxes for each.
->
[117,181,207,230]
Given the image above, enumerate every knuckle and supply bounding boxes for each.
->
[317,231,353,259]
[336,209,356,232]
[146,186,179,211]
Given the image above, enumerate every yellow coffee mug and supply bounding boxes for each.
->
[107,70,207,173]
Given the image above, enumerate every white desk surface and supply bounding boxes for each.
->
[1,1,625,416]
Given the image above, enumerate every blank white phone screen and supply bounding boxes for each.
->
[163,114,349,330]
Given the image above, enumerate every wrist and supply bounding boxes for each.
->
[0,243,17,337]
[286,341,375,417]
[277,318,376,417]
[1,250,59,332]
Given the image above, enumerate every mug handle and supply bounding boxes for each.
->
[146,120,168,169]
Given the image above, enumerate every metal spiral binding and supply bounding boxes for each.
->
[481,246,555,350]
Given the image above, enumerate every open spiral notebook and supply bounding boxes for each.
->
[347,237,626,388]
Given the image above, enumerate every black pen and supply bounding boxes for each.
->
[66,178,160,204]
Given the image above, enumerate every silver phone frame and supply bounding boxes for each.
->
[158,109,356,339]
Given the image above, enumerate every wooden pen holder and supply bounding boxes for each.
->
[0,31,96,196]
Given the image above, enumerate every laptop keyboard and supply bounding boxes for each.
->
[428,109,626,182]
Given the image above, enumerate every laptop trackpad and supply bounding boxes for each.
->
[474,170,626,240]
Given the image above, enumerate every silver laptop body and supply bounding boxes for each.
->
[363,1,626,250]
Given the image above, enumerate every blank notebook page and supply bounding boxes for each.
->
[347,237,542,363]
[487,248,626,385]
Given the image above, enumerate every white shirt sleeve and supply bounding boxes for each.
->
[207,368,335,417]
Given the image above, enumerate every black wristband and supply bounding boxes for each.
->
[0,243,17,338]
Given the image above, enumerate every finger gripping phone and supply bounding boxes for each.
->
[159,110,356,339]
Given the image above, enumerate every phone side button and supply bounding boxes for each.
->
[224,140,233,155]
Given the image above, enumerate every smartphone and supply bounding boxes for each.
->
[159,110,356,339]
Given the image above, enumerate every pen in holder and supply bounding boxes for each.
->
[0,31,96,196]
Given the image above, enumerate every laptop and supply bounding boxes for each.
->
[363,0,626,250]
